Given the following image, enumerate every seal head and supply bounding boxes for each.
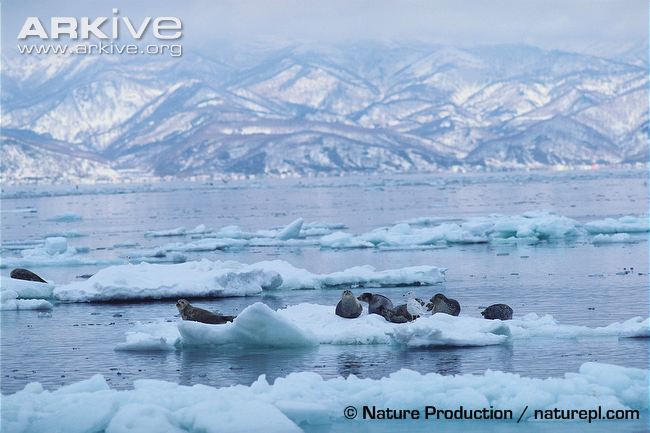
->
[357,292,394,315]
[426,293,461,316]
[335,289,363,319]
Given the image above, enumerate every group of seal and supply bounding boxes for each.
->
[335,290,513,321]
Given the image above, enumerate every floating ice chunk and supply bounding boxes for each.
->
[0,290,53,310]
[187,224,207,234]
[585,216,649,234]
[3,363,646,433]
[179,303,316,348]
[0,239,121,269]
[592,233,635,244]
[162,238,249,252]
[222,260,445,290]
[144,227,187,237]
[44,231,84,238]
[54,260,445,302]
[44,237,68,254]
[47,213,82,222]
[54,260,282,302]
[0,276,54,298]
[115,322,180,351]
[319,232,374,248]
[276,218,304,240]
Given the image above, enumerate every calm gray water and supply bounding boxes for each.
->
[1,170,648,396]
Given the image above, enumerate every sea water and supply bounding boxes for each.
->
[1,170,648,396]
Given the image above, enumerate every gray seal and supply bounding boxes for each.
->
[176,299,236,324]
[335,289,363,319]
[10,268,47,283]
[426,293,461,316]
[378,304,414,323]
[481,304,513,320]
[357,292,394,315]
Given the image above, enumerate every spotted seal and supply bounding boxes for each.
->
[481,304,513,320]
[176,299,236,324]
[357,292,394,315]
[335,289,363,319]
[426,293,461,316]
[378,304,415,323]
[10,268,47,283]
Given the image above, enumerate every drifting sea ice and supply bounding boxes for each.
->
[50,259,446,302]
[592,233,635,244]
[319,212,649,249]
[46,212,82,222]
[115,302,649,351]
[2,362,647,433]
[0,237,121,269]
[0,290,53,311]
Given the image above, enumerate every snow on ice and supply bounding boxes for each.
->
[2,362,647,433]
[52,260,446,302]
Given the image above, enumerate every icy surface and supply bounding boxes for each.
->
[52,260,445,302]
[115,303,650,351]
[0,290,53,311]
[0,237,121,269]
[315,212,650,249]
[54,260,282,302]
[46,213,82,222]
[584,216,649,234]
[2,362,647,433]
[0,277,55,298]
[592,233,635,244]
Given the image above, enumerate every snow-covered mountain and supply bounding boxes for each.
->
[1,43,647,183]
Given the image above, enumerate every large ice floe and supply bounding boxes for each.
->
[147,212,648,252]
[0,237,121,269]
[49,259,445,302]
[115,302,650,352]
[319,212,649,249]
[2,362,647,433]
[0,289,53,311]
[140,218,346,252]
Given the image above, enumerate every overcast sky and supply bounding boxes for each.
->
[3,0,647,55]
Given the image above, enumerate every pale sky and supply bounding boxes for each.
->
[2,0,647,56]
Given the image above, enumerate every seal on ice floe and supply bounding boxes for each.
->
[335,290,363,319]
[426,293,461,316]
[378,304,414,323]
[176,299,236,324]
[357,292,394,315]
[10,268,47,283]
[481,304,513,320]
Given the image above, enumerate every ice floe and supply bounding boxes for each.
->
[123,212,648,255]
[52,259,445,302]
[54,260,282,302]
[144,224,208,238]
[115,302,649,351]
[0,237,121,269]
[2,362,647,433]
[46,213,82,222]
[0,289,53,311]
[0,276,55,298]
[315,212,649,249]
[584,216,649,234]
[592,233,635,244]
